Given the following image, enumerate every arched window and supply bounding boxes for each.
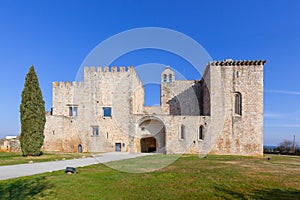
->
[78,144,82,153]
[234,92,242,115]
[180,125,185,140]
[163,74,167,83]
[169,74,172,83]
[199,126,204,140]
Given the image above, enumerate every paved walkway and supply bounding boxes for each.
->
[0,152,147,181]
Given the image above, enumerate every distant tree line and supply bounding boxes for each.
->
[264,140,299,156]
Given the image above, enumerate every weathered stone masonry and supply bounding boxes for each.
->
[43,60,265,156]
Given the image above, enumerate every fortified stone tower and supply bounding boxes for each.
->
[207,59,265,156]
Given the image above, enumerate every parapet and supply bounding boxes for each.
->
[208,60,266,66]
[52,81,84,88]
[84,66,135,73]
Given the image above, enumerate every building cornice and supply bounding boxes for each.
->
[208,59,266,66]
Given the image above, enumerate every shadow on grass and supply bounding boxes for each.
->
[215,186,300,200]
[214,186,246,199]
[253,188,300,200]
[0,176,52,200]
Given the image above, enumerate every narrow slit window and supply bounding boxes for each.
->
[234,93,242,115]
[199,126,204,140]
[180,125,185,140]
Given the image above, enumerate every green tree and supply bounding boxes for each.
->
[20,66,46,156]
[277,140,298,154]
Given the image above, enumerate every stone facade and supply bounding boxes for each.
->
[0,138,21,152]
[43,60,265,156]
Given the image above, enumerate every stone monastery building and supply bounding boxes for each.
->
[43,59,265,156]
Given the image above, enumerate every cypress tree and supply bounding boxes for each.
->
[20,66,46,156]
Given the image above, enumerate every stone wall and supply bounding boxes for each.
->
[44,60,265,156]
[163,80,201,116]
[0,138,21,152]
[45,66,145,153]
[166,116,210,154]
[208,60,265,156]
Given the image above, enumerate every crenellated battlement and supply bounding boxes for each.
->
[84,66,135,73]
[83,65,141,85]
[52,66,141,89]
[52,81,84,88]
[46,58,265,156]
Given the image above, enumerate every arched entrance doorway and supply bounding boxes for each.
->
[78,144,82,153]
[138,116,166,153]
[140,137,157,153]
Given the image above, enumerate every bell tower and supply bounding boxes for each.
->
[160,66,175,114]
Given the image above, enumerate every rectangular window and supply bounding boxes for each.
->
[103,107,112,117]
[92,126,99,136]
[69,106,78,116]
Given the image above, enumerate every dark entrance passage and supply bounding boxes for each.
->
[140,137,157,153]
[115,143,121,152]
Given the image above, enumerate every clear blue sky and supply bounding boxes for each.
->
[0,0,299,146]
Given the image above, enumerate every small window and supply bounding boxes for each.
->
[92,126,99,136]
[169,74,172,83]
[69,106,78,116]
[103,107,112,117]
[141,127,145,131]
[180,125,185,140]
[163,74,167,83]
[199,126,204,140]
[234,93,242,115]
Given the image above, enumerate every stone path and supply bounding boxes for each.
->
[0,152,147,181]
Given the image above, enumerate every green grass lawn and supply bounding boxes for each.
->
[0,152,91,166]
[0,154,299,199]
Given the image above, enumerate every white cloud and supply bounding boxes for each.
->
[264,113,282,118]
[265,90,300,95]
[265,123,300,128]
[280,124,300,128]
